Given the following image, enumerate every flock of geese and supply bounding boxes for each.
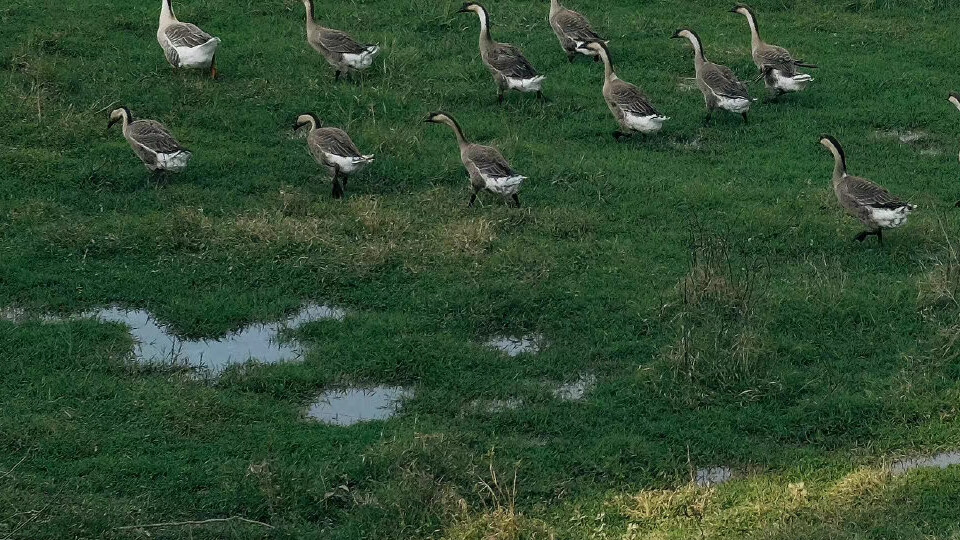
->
[105,0,958,244]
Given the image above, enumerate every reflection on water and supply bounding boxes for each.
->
[485,335,544,357]
[696,467,734,487]
[5,303,345,375]
[306,386,412,426]
[891,451,960,476]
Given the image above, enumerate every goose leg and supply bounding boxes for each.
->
[468,191,478,208]
[497,90,504,105]
[511,194,521,208]
[210,54,218,79]
[703,110,713,126]
[567,51,576,63]
[854,231,869,242]
[331,166,344,199]
[335,70,342,81]
[954,200,960,207]
[536,90,544,101]
[741,112,749,125]
[612,130,627,141]
[876,229,884,246]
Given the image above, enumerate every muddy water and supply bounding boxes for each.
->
[485,335,544,357]
[4,303,345,374]
[696,467,734,487]
[306,386,412,426]
[891,451,960,476]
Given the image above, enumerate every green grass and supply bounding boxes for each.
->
[3,0,960,537]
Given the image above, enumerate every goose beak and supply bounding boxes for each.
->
[729,6,740,12]
[456,4,470,13]
[670,30,682,39]
[422,115,434,123]
[107,118,119,129]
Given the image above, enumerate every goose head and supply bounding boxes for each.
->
[107,107,132,129]
[671,29,698,42]
[294,113,320,131]
[819,134,847,169]
[457,2,484,14]
[423,111,453,125]
[949,92,960,112]
[730,4,754,16]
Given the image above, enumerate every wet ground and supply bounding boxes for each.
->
[306,386,412,426]
[3,303,345,375]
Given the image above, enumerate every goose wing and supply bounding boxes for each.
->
[466,145,516,179]
[487,43,540,79]
[164,22,215,48]
[610,79,661,117]
[844,176,910,208]
[552,9,603,43]
[316,28,368,54]
[128,120,184,153]
[755,44,797,76]
[312,128,362,158]
[702,62,749,99]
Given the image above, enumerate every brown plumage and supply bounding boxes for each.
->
[459,2,545,103]
[107,107,192,173]
[424,112,524,207]
[548,0,606,62]
[819,135,915,245]
[731,4,814,96]
[295,114,374,199]
[672,29,751,124]
[302,0,380,80]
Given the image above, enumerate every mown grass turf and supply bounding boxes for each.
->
[3,0,960,537]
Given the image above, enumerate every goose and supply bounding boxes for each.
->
[107,107,191,173]
[819,135,915,245]
[730,4,815,97]
[458,2,546,103]
[585,41,668,140]
[302,0,380,80]
[548,0,607,63]
[294,113,374,199]
[157,0,221,78]
[671,29,752,124]
[424,111,524,207]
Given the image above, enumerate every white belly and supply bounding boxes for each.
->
[156,151,192,172]
[325,153,373,174]
[505,75,545,92]
[771,70,813,92]
[342,46,380,69]
[175,38,220,68]
[483,174,525,196]
[717,96,751,113]
[869,205,914,229]
[624,113,668,134]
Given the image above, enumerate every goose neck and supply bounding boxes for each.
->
[304,0,317,31]
[477,8,493,46]
[549,0,561,19]
[160,0,177,25]
[744,11,762,49]
[444,117,469,148]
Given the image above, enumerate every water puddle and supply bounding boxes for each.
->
[4,303,345,375]
[875,129,928,145]
[695,466,734,487]
[306,386,412,426]
[485,335,544,357]
[552,373,596,401]
[891,451,960,476]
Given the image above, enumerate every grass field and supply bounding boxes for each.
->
[4,0,960,537]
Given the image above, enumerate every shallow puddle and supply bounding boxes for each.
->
[485,335,544,357]
[552,373,596,401]
[875,129,928,144]
[306,386,412,426]
[891,451,960,476]
[7,303,345,375]
[696,466,734,487]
